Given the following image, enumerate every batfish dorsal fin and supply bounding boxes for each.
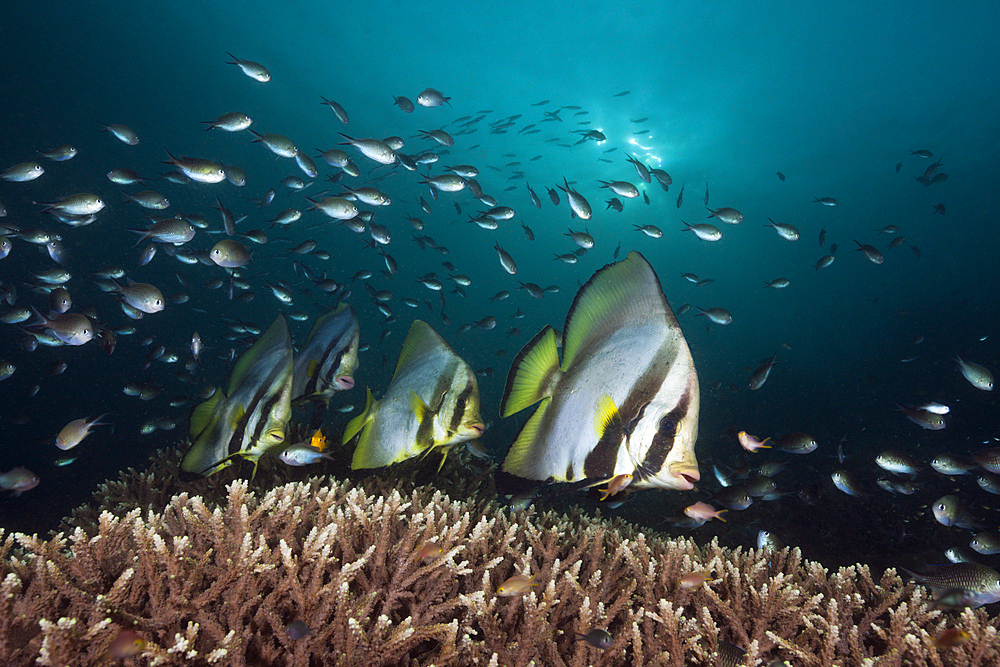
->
[227,315,289,395]
[392,320,449,383]
[500,326,560,418]
[561,251,673,370]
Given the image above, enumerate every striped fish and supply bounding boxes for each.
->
[183,316,294,476]
[343,320,483,469]
[291,303,359,406]
[500,251,700,491]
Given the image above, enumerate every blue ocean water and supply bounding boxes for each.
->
[0,1,998,572]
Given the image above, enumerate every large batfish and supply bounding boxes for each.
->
[500,251,700,492]
[291,303,359,405]
[183,316,294,476]
[343,320,483,469]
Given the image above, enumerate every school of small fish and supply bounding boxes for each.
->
[0,49,996,624]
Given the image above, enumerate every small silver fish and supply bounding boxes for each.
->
[226,52,270,82]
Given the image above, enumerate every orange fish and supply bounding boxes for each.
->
[104,630,146,659]
[928,628,970,648]
[497,573,539,597]
[684,501,727,522]
[737,431,771,453]
[416,541,443,564]
[679,570,712,589]
[599,473,633,501]
[308,429,328,451]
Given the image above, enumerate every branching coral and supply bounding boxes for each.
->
[1,472,998,666]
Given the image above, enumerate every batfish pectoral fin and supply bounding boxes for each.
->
[230,403,245,431]
[342,386,376,445]
[226,316,289,396]
[593,393,624,439]
[500,326,560,418]
[409,388,433,424]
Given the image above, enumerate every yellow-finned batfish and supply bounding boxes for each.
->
[499,251,700,492]
[183,316,294,476]
[343,320,484,469]
[291,303,360,406]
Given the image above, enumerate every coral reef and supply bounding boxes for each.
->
[1,463,999,666]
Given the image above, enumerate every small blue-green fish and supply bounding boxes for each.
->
[210,239,252,268]
[706,206,742,224]
[901,563,1000,608]
[813,197,838,206]
[757,530,783,551]
[393,96,415,113]
[29,308,94,346]
[815,255,835,270]
[39,193,105,215]
[250,130,297,158]
[202,112,252,132]
[1,161,44,182]
[113,280,164,314]
[774,432,817,454]
[101,123,139,145]
[226,52,270,82]
[416,88,451,107]
[932,495,980,529]
[320,96,349,124]
[285,619,311,639]
[831,470,866,498]
[875,451,920,475]
[122,189,169,210]
[0,467,39,496]
[557,177,592,220]
[854,240,884,264]
[38,144,77,161]
[977,473,1000,495]
[163,151,227,184]
[930,453,976,475]
[954,355,993,391]
[696,307,732,325]
[279,444,334,466]
[970,533,1000,555]
[575,628,613,650]
[895,404,945,430]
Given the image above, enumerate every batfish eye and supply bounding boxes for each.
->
[658,416,676,436]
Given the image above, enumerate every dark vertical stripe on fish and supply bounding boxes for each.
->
[227,357,288,457]
[414,360,455,448]
[639,389,693,478]
[582,337,674,481]
[448,379,474,434]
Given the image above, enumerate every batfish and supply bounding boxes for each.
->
[343,320,483,469]
[291,303,360,406]
[500,251,700,491]
[183,316,294,476]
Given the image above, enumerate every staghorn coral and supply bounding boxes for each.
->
[0,473,997,666]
